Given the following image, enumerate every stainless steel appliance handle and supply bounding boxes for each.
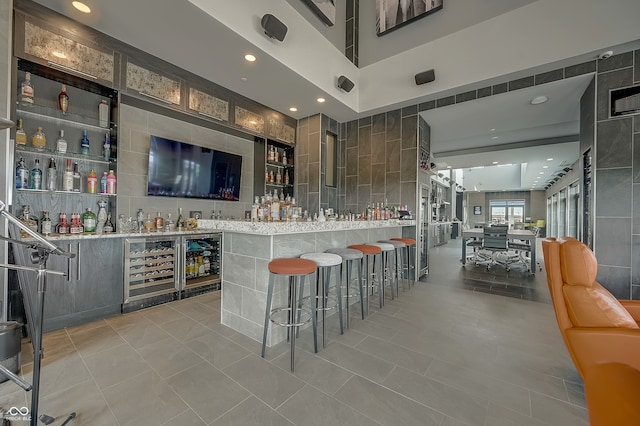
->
[76,242,81,281]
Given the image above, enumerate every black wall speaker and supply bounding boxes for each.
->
[337,75,355,92]
[261,14,287,42]
[415,69,436,85]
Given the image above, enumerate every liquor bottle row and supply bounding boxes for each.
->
[15,157,116,194]
[250,190,301,222]
[365,201,406,221]
[185,239,220,280]
[15,118,112,161]
[265,168,290,185]
[17,201,114,238]
[19,71,110,127]
[266,144,293,165]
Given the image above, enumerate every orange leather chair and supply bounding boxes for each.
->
[542,237,640,426]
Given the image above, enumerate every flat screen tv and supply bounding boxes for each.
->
[147,135,242,201]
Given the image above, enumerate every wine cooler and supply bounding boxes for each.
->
[180,233,222,298]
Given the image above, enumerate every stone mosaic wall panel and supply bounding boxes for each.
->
[188,87,228,121]
[234,106,264,134]
[267,118,295,144]
[126,62,181,105]
[24,21,114,82]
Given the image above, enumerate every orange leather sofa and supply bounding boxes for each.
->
[542,237,640,426]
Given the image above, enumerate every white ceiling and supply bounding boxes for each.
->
[30,0,640,192]
[423,74,593,191]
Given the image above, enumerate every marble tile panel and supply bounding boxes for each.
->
[386,109,401,140]
[278,385,375,426]
[346,120,358,148]
[456,90,477,103]
[400,148,417,182]
[307,192,320,216]
[166,362,250,424]
[436,95,455,107]
[385,172,401,204]
[633,134,640,183]
[137,335,204,378]
[594,217,632,267]
[357,184,371,211]
[164,409,207,426]
[68,323,127,356]
[358,116,371,127]
[309,161,320,192]
[356,336,432,374]
[485,402,548,426]
[535,69,564,85]
[358,154,372,185]
[186,330,250,370]
[371,132,386,164]
[386,139,401,172]
[334,375,443,425]
[530,391,588,425]
[371,165,386,193]
[229,233,271,259]
[160,315,210,343]
[633,184,640,233]
[372,112,386,133]
[222,355,305,408]
[223,253,257,288]
[634,235,640,286]
[211,396,292,426]
[316,230,348,251]
[596,118,633,168]
[242,287,270,325]
[596,68,634,121]
[564,60,596,78]
[596,265,631,299]
[308,131,320,163]
[636,50,640,83]
[402,105,418,117]
[115,319,172,350]
[83,344,151,390]
[346,176,357,204]
[401,181,417,210]
[316,342,394,383]
[358,125,371,156]
[273,232,316,257]
[40,379,119,426]
[419,100,436,111]
[595,168,632,217]
[402,116,418,149]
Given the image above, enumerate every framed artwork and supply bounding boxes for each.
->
[301,0,336,26]
[376,0,444,36]
[473,206,482,215]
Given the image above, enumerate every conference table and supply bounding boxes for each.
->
[461,228,537,273]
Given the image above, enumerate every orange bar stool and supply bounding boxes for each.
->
[366,242,397,303]
[300,252,344,349]
[348,244,383,315]
[261,257,317,372]
[325,248,365,328]
[391,238,417,286]
[378,239,407,294]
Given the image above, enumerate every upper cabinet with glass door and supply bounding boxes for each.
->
[14,12,117,88]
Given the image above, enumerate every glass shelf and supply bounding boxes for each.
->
[266,160,294,169]
[15,144,111,164]
[16,188,116,196]
[265,183,294,188]
[16,105,115,132]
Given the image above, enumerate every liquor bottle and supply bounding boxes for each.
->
[69,212,84,234]
[143,213,154,233]
[18,205,39,239]
[176,207,185,230]
[81,208,97,233]
[16,157,29,189]
[56,212,69,235]
[99,100,109,128]
[31,126,46,149]
[275,169,282,184]
[155,212,164,232]
[30,159,42,190]
[41,211,52,235]
[284,170,289,185]
[15,118,27,146]
[137,209,145,232]
[87,169,97,194]
[19,72,34,107]
[80,129,90,155]
[58,84,69,114]
[72,162,81,192]
[46,157,57,191]
[56,129,67,153]
[100,171,108,194]
[282,151,287,165]
[102,133,111,161]
[96,200,107,234]
[62,159,73,191]
[251,197,259,222]
[164,213,173,232]
[103,212,114,233]
[107,170,117,194]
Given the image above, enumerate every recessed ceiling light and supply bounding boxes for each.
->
[52,51,67,59]
[492,161,499,164]
[317,97,326,103]
[539,172,544,175]
[72,1,91,13]
[289,107,297,112]
[240,77,247,82]
[446,165,452,169]
[542,165,548,169]
[547,158,553,161]
[244,54,256,62]
[491,136,499,140]
[490,128,496,132]
[530,95,548,105]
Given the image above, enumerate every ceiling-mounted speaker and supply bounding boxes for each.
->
[261,14,287,42]
[337,75,355,92]
[415,69,436,85]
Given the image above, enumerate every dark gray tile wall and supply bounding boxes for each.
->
[593,50,639,299]
[345,0,359,66]
[342,110,418,214]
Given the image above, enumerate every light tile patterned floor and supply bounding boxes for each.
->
[0,239,587,425]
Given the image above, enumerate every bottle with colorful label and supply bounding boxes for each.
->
[58,84,69,114]
[87,169,97,194]
[16,158,29,189]
[30,159,42,190]
[80,129,90,155]
[56,129,67,153]
[41,211,52,235]
[15,119,27,146]
[81,208,97,232]
[107,170,117,194]
[100,171,108,194]
[31,126,46,149]
[20,72,34,107]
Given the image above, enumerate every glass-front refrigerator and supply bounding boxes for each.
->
[124,236,180,312]
[180,233,222,298]
[419,184,430,278]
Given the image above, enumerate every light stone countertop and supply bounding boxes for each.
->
[197,219,416,235]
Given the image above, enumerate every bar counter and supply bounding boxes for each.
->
[197,219,416,346]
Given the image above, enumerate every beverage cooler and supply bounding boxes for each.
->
[124,236,180,312]
[180,234,221,297]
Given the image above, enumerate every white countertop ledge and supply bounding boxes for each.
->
[197,219,416,235]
